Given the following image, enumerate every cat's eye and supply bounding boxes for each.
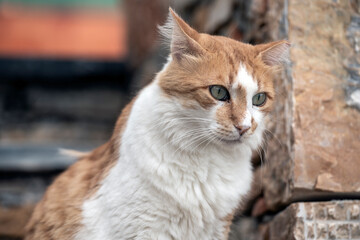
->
[252,93,267,106]
[209,85,230,101]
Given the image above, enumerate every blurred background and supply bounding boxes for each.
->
[1,0,360,239]
[0,0,128,237]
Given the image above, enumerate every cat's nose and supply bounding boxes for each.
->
[234,125,250,136]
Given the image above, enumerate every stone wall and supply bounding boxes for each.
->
[262,0,360,210]
[266,201,360,240]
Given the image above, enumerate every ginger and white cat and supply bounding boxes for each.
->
[25,9,289,240]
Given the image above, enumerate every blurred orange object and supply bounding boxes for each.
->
[0,3,127,60]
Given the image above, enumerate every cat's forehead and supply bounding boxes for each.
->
[201,35,257,60]
[202,36,266,91]
[200,36,256,70]
[233,64,258,92]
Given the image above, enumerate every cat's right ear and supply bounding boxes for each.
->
[256,40,291,67]
[159,8,206,61]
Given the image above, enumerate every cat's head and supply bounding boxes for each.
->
[155,9,290,151]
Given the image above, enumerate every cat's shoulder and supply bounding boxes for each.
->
[25,98,137,239]
[25,142,111,239]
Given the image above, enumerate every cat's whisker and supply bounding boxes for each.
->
[153,128,209,154]
[172,117,213,122]
[254,147,264,191]
[189,133,214,153]
[116,119,207,149]
[200,131,218,152]
[182,132,209,150]
[257,136,268,166]
[264,128,284,149]
[145,118,212,136]
[173,132,210,155]
[165,128,209,144]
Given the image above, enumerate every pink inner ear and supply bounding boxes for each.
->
[261,41,290,66]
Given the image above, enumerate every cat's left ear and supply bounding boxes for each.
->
[159,8,206,61]
[256,40,291,67]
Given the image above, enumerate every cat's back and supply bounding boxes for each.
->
[25,101,133,240]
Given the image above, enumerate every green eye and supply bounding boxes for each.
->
[209,85,230,101]
[252,93,267,106]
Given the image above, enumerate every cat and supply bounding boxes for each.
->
[25,8,289,240]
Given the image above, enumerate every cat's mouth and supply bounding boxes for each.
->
[216,136,244,145]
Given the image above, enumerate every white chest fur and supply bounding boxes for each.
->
[76,83,254,240]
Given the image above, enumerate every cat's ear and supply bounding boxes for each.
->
[159,8,206,61]
[256,40,290,67]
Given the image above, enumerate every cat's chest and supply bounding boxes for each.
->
[77,147,252,240]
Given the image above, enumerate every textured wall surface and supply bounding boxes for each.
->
[266,201,360,240]
[262,0,360,210]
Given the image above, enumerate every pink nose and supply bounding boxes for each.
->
[234,125,250,136]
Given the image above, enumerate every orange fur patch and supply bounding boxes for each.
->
[159,34,278,129]
[222,211,235,240]
[251,117,258,133]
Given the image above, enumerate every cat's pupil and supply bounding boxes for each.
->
[252,92,266,106]
[209,85,230,101]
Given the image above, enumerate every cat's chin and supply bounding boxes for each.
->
[215,136,244,145]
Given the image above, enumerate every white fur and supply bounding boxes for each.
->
[238,64,265,145]
[76,62,265,240]
[237,64,266,149]
[242,110,252,129]
[218,64,265,144]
